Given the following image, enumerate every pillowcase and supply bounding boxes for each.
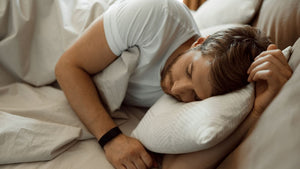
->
[93,47,139,115]
[132,84,254,154]
[192,0,262,30]
[253,0,300,50]
[200,23,244,37]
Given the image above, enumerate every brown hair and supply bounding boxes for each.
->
[195,25,271,96]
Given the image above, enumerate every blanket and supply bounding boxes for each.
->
[0,0,141,165]
[0,0,114,86]
[0,43,140,164]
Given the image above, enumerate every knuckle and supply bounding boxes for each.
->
[264,61,272,67]
[265,54,273,59]
[130,149,137,156]
[274,49,281,53]
[127,148,137,157]
[266,69,273,77]
[132,144,142,152]
[260,50,268,55]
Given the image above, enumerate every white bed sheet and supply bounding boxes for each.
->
[0,0,150,168]
[0,83,147,168]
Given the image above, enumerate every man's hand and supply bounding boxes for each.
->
[247,44,293,117]
[104,134,153,169]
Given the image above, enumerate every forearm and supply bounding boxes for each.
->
[56,63,116,140]
[163,112,258,169]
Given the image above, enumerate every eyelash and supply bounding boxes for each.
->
[186,63,200,101]
[194,92,200,101]
[186,63,192,79]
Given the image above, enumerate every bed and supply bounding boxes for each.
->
[0,0,300,168]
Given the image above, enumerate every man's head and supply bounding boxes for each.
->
[160,25,271,102]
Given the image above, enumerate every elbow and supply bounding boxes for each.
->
[55,57,63,80]
[55,54,69,82]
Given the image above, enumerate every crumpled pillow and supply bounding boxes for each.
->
[93,47,139,116]
[132,84,254,154]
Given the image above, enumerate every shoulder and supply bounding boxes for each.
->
[123,0,168,9]
[111,0,189,17]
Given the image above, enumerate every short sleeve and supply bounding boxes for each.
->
[103,0,169,56]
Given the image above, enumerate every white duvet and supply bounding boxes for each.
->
[0,45,140,165]
[0,81,143,166]
[0,0,142,167]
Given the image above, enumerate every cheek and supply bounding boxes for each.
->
[161,72,172,93]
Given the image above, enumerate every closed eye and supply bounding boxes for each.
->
[186,63,193,78]
[194,92,201,101]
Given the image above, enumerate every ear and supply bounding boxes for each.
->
[191,36,209,48]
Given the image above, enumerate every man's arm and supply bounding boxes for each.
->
[55,17,152,169]
[161,44,293,169]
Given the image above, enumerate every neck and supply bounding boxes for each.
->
[163,35,200,72]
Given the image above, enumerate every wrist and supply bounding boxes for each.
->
[98,126,122,149]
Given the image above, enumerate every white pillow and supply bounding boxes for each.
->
[132,84,254,154]
[93,47,139,114]
[192,0,262,30]
[200,24,244,37]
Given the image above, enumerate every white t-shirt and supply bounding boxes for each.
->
[103,0,200,107]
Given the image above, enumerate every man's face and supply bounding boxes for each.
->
[160,50,213,102]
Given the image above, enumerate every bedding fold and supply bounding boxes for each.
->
[0,44,140,164]
[0,0,111,86]
[0,111,80,164]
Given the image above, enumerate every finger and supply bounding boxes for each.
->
[140,151,153,168]
[252,69,273,82]
[248,55,293,83]
[254,45,288,65]
[248,61,287,83]
[119,165,127,169]
[252,69,287,93]
[267,44,277,50]
[248,61,274,82]
[252,68,289,89]
[124,161,137,169]
[248,54,292,78]
[133,158,147,169]
[255,50,288,66]
[248,54,283,75]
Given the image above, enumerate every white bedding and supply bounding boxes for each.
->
[0,0,268,168]
[0,83,146,168]
[0,0,114,86]
[0,0,147,168]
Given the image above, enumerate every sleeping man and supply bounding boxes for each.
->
[55,0,293,168]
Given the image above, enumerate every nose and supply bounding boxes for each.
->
[171,80,193,102]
